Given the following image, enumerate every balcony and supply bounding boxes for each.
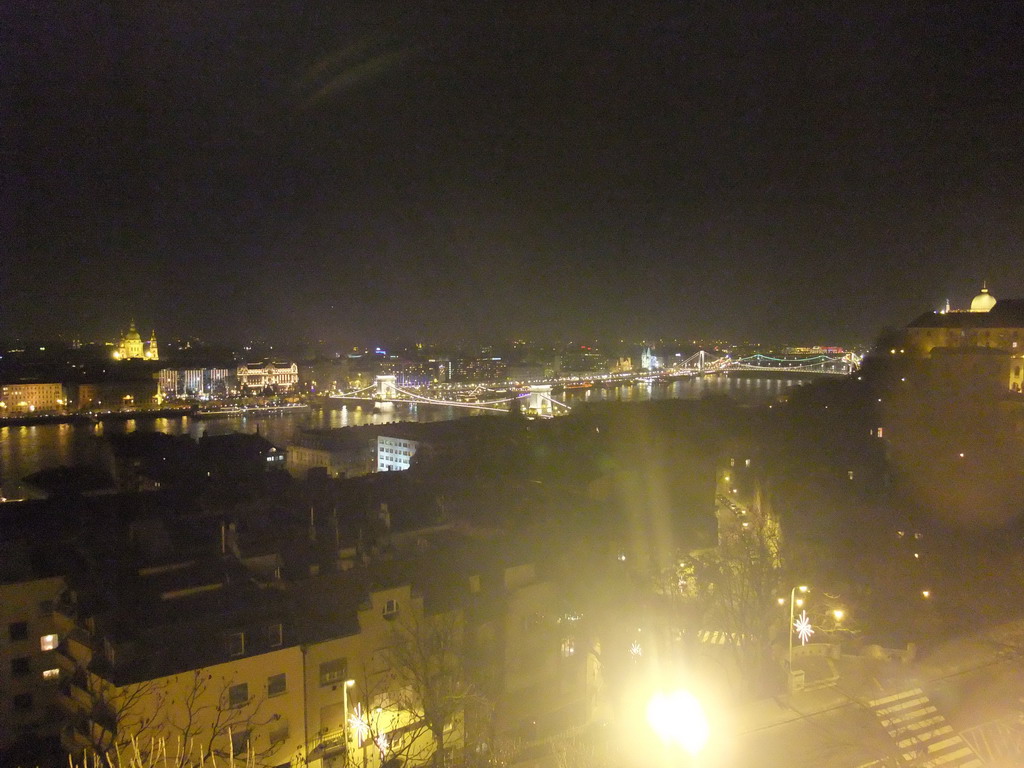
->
[307,729,348,759]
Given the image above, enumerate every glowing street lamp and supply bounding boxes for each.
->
[342,679,356,745]
[646,690,709,757]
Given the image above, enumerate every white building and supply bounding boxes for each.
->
[376,435,419,472]
[158,368,232,399]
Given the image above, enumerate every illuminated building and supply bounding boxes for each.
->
[899,284,1024,393]
[377,435,419,472]
[0,382,67,414]
[237,361,299,392]
[74,379,159,411]
[158,368,232,399]
[450,357,507,382]
[113,321,158,361]
[640,347,663,371]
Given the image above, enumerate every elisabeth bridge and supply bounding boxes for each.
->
[325,351,861,418]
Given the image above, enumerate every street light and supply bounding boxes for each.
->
[342,679,356,746]
[788,585,809,679]
[646,689,709,756]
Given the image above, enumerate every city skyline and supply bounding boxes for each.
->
[7,4,1024,344]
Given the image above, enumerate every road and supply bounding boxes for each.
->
[729,622,1024,767]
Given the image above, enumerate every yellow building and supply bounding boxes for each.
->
[58,568,463,768]
[113,321,158,361]
[0,382,67,414]
[299,579,463,768]
[0,542,65,753]
[59,634,305,766]
[901,284,1024,393]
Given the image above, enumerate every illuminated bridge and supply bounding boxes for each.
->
[324,351,860,418]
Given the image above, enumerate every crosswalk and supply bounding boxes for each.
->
[867,688,983,767]
[696,629,744,646]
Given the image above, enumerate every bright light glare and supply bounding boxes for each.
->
[646,690,709,756]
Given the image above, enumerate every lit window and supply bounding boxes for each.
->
[42,668,60,681]
[40,634,59,651]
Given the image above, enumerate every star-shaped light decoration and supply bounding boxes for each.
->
[794,610,814,645]
[629,641,643,659]
[349,703,369,745]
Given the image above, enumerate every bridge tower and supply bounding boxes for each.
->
[527,384,553,416]
[375,375,398,401]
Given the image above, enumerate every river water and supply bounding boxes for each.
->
[0,374,807,498]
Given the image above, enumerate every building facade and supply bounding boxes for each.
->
[113,322,158,361]
[0,540,65,754]
[158,368,232,399]
[377,435,419,472]
[899,285,1024,393]
[237,362,299,392]
[0,382,67,414]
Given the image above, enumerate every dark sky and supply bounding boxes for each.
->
[5,2,1023,346]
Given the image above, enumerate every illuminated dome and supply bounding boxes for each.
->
[970,284,997,313]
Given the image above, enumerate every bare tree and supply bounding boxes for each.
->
[74,669,278,768]
[163,670,278,767]
[705,487,788,695]
[353,610,479,768]
[76,674,169,760]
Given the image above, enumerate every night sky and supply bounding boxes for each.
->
[6,3,1024,346]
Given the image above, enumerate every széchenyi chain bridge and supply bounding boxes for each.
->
[324,351,861,418]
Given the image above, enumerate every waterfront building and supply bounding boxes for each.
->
[450,357,507,382]
[113,321,158,361]
[237,361,299,392]
[157,367,232,399]
[640,347,663,371]
[0,382,67,414]
[74,379,159,411]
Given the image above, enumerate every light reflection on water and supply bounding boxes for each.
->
[0,376,806,498]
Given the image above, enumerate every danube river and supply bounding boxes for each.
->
[0,374,808,498]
